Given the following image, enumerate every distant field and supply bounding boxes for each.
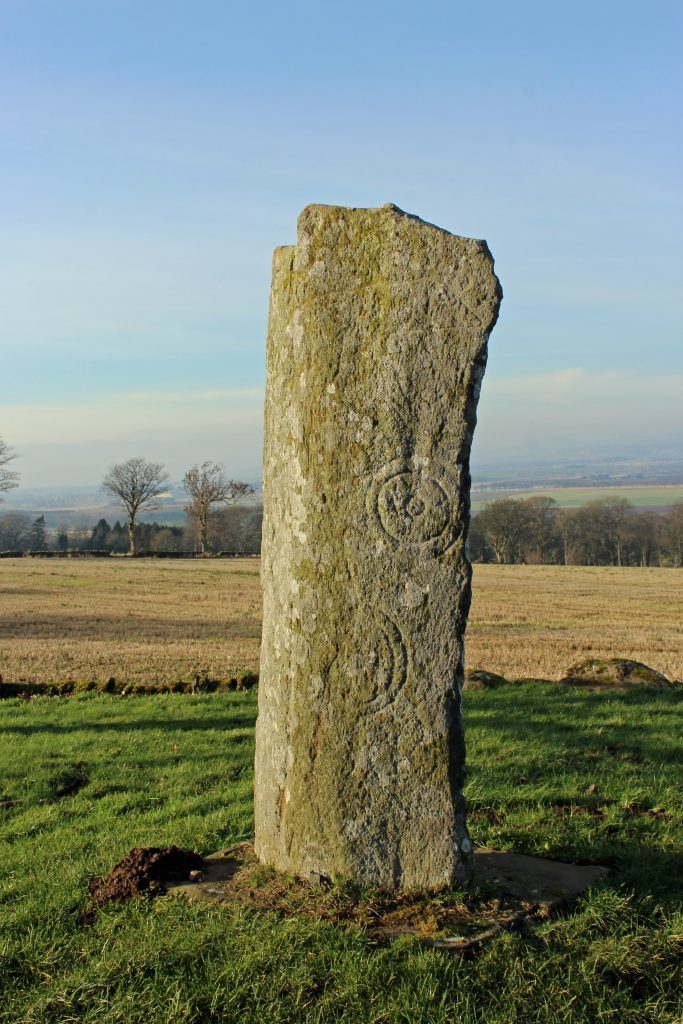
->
[0,558,262,686]
[468,564,682,682]
[1,558,681,684]
[471,484,683,510]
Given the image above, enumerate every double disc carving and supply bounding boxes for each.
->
[368,459,461,557]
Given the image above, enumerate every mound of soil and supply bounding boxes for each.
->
[560,657,672,689]
[88,846,205,907]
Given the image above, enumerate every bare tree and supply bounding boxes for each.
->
[625,510,660,567]
[0,437,19,500]
[102,457,169,555]
[0,512,30,551]
[557,507,582,565]
[476,497,527,563]
[665,501,683,567]
[579,497,632,566]
[521,495,559,563]
[183,462,254,553]
[209,504,263,554]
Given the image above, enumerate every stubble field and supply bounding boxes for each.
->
[0,558,681,685]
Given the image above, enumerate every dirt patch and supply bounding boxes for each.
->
[622,803,673,821]
[552,802,606,820]
[50,764,88,799]
[178,846,529,942]
[468,806,506,825]
[88,846,205,907]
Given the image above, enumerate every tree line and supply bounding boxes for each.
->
[3,436,683,565]
[0,508,262,556]
[0,443,259,556]
[470,495,683,567]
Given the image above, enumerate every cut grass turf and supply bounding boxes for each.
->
[1,688,681,1024]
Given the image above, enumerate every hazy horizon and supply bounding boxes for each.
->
[4,444,683,503]
[6,375,683,490]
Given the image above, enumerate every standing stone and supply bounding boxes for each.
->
[254,203,501,889]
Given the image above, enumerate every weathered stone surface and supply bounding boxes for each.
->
[560,657,672,688]
[254,203,502,889]
[463,668,509,690]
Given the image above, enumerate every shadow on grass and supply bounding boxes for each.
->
[464,686,682,764]
[0,714,258,736]
[465,688,682,906]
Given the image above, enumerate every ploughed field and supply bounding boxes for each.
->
[0,558,681,685]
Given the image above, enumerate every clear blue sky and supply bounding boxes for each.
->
[1,0,681,487]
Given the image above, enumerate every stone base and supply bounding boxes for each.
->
[167,844,607,950]
[432,848,608,949]
[474,849,607,904]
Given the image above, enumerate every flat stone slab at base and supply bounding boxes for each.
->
[167,848,244,901]
[167,844,607,950]
[433,849,608,950]
[475,848,607,904]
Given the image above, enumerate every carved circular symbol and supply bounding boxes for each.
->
[377,472,450,546]
[368,459,461,557]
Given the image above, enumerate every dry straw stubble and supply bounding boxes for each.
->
[0,559,680,685]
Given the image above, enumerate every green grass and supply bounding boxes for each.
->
[471,485,683,510]
[1,688,681,1024]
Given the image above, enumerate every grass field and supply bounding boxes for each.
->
[1,688,681,1023]
[0,559,681,684]
[471,485,683,511]
[1,560,682,1021]
[468,564,682,683]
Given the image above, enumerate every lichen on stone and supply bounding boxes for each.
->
[560,657,672,688]
[254,203,502,889]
